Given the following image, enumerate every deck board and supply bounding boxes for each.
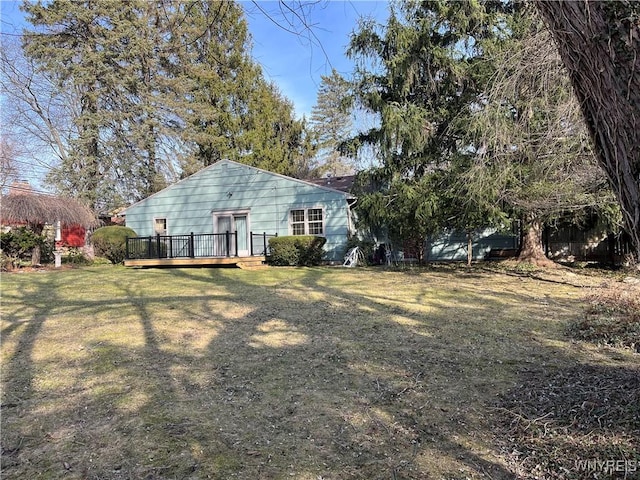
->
[124,256,266,268]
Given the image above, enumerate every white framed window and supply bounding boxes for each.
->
[153,217,167,235]
[289,208,324,236]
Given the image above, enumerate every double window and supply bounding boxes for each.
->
[290,208,324,236]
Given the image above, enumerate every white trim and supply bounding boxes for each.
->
[212,210,251,234]
[153,217,168,235]
[212,210,251,256]
[288,206,326,237]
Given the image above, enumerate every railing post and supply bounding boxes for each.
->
[189,232,195,258]
[147,236,152,259]
[125,236,130,259]
[234,230,238,257]
[169,236,173,259]
[225,231,230,257]
[156,234,162,259]
[250,231,254,256]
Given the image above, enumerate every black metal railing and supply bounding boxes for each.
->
[250,232,277,257]
[126,232,277,260]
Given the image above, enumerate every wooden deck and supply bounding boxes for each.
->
[124,232,276,269]
[124,256,267,269]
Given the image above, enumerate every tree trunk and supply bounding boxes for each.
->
[466,230,473,267]
[31,245,41,266]
[536,1,640,263]
[518,215,555,266]
[30,224,44,266]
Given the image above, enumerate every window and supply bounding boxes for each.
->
[307,208,323,235]
[290,208,323,235]
[154,218,167,235]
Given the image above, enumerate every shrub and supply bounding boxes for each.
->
[0,227,47,269]
[91,226,137,264]
[62,248,91,266]
[268,236,327,266]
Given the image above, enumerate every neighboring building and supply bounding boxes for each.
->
[121,160,356,263]
[426,228,519,262]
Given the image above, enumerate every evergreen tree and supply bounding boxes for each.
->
[310,69,354,178]
[19,0,316,208]
[348,0,511,262]
[176,1,258,173]
[171,1,316,178]
[21,0,173,208]
[22,0,110,209]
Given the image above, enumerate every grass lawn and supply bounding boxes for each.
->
[1,265,638,479]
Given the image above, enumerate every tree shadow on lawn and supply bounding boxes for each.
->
[1,267,636,479]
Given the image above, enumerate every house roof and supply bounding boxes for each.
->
[307,175,356,193]
[120,159,355,214]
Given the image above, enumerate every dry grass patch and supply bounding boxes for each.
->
[1,265,637,479]
[568,282,640,350]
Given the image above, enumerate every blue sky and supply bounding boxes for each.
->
[243,1,389,118]
[1,1,389,119]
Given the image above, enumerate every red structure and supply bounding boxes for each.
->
[61,225,86,247]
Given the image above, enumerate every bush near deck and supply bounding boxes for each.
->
[91,226,137,264]
[267,235,326,266]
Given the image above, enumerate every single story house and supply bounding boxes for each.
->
[121,159,356,264]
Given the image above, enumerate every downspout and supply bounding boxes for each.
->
[346,197,357,236]
[274,184,279,235]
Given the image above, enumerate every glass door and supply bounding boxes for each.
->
[216,215,232,256]
[234,215,249,256]
[213,211,250,257]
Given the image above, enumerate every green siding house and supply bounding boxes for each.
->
[122,160,356,263]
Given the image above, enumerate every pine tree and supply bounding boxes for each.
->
[310,69,354,177]
[22,0,109,209]
[464,10,618,265]
[348,0,512,262]
[237,79,314,178]
[20,0,316,208]
[175,1,257,173]
[21,0,171,208]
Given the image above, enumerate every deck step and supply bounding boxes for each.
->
[237,260,268,270]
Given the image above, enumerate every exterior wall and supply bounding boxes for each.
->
[427,228,518,261]
[123,160,352,262]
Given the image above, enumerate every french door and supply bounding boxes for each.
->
[213,212,249,256]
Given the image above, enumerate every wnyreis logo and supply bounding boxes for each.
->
[575,458,638,475]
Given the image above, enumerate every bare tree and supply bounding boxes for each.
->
[0,136,20,190]
[0,35,77,190]
[536,0,640,263]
